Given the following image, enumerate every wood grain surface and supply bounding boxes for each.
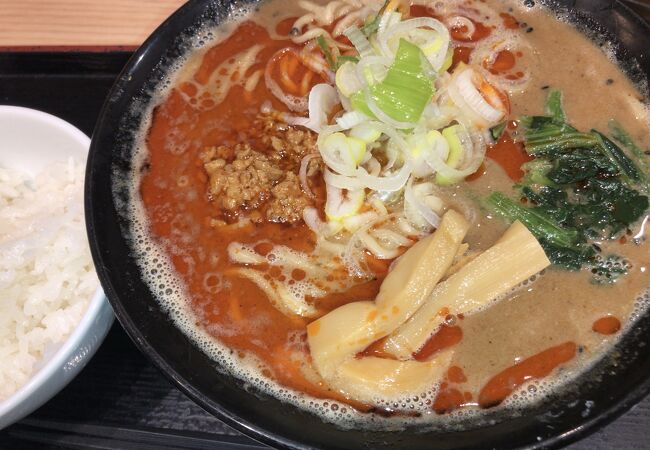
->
[0,0,186,47]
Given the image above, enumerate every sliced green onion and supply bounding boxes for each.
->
[360,0,391,37]
[324,160,412,193]
[319,131,366,176]
[366,38,434,124]
[336,111,368,130]
[349,122,382,143]
[335,61,363,97]
[317,36,335,71]
[423,123,485,182]
[407,130,442,177]
[439,48,454,73]
[378,17,450,70]
[336,55,360,69]
[448,67,505,128]
[350,91,376,119]
[404,178,442,229]
[344,26,375,59]
[325,185,365,221]
[436,125,464,185]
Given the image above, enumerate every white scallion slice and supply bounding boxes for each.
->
[336,111,369,130]
[349,122,382,143]
[344,26,375,58]
[286,83,339,132]
[448,66,505,128]
[424,122,486,182]
[336,61,364,97]
[318,127,366,176]
[404,178,442,229]
[378,17,451,70]
[356,160,412,192]
[325,184,365,221]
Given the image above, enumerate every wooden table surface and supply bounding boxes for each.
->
[0,0,185,47]
[1,1,650,449]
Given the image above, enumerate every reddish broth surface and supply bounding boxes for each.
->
[140,19,384,403]
[413,325,464,361]
[478,342,577,408]
[485,130,533,182]
[592,316,622,335]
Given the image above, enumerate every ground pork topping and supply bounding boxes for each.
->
[266,172,313,223]
[202,144,283,213]
[201,116,322,225]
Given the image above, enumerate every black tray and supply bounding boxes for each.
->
[1,2,650,447]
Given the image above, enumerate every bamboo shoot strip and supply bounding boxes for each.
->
[308,210,469,378]
[306,211,469,402]
[330,351,453,403]
[381,221,551,360]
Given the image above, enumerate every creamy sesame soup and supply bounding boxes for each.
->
[124,0,650,428]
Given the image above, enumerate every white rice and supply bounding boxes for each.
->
[0,158,98,401]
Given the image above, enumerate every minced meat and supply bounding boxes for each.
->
[266,172,312,223]
[202,144,283,213]
[201,115,322,224]
[255,115,318,169]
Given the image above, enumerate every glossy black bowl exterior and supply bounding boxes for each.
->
[86,1,650,448]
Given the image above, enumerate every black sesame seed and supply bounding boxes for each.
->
[290,27,300,36]
[524,0,535,7]
[526,27,534,33]
[541,85,550,90]
[606,78,614,85]
[644,150,650,155]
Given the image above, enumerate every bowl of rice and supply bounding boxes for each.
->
[0,105,113,429]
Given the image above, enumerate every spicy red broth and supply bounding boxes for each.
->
[131,0,650,426]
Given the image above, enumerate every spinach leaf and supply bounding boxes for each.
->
[486,90,649,283]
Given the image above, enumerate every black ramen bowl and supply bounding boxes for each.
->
[86,1,650,448]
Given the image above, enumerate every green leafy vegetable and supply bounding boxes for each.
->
[610,121,648,160]
[486,192,632,283]
[544,89,566,122]
[487,192,579,249]
[610,120,650,192]
[590,255,630,284]
[520,95,646,186]
[521,158,553,186]
[486,90,650,283]
[593,131,645,186]
[490,122,507,141]
[522,124,598,156]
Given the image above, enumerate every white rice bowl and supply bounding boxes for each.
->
[0,106,113,429]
